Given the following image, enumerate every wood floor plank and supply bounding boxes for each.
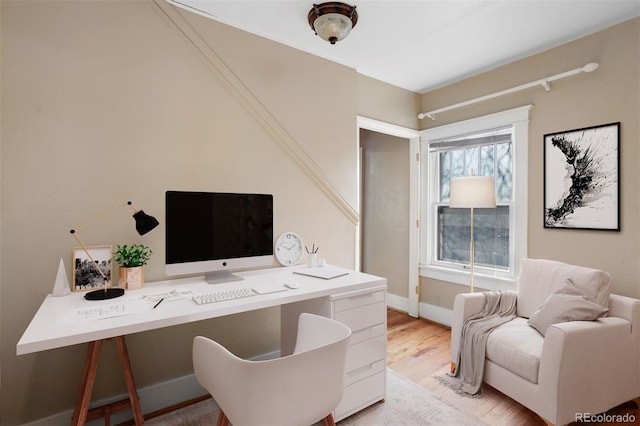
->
[386,309,639,426]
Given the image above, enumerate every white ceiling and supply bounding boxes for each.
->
[168,0,640,94]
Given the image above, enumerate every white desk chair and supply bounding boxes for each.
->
[193,313,352,426]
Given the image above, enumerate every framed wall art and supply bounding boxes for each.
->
[72,245,113,291]
[543,122,620,231]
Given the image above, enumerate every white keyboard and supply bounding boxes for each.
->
[192,288,256,305]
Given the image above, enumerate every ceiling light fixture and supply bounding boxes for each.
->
[308,2,358,45]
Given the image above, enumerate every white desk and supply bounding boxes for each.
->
[17,266,387,425]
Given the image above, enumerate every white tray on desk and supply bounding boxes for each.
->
[293,266,350,280]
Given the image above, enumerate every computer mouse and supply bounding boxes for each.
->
[284,282,299,289]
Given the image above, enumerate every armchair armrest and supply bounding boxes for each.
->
[608,294,640,334]
[450,292,486,367]
[538,317,640,423]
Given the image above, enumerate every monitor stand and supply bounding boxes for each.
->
[204,270,244,285]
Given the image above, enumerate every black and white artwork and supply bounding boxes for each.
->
[73,245,113,291]
[544,122,619,231]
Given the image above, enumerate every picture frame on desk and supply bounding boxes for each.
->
[72,245,113,292]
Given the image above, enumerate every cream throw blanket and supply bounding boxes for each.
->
[450,290,518,395]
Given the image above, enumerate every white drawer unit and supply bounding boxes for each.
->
[281,284,387,421]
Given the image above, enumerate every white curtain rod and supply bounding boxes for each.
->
[418,62,599,120]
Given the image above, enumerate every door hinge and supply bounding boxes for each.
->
[416,219,420,228]
[416,152,420,162]
[415,285,419,294]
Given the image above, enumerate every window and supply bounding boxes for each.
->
[420,106,531,289]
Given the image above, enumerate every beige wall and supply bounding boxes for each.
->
[0,1,417,423]
[360,130,410,298]
[357,74,421,130]
[420,18,640,308]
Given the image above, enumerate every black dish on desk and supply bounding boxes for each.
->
[84,287,125,300]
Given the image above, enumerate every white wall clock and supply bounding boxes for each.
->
[275,232,304,266]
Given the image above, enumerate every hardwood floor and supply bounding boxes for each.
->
[386,309,639,426]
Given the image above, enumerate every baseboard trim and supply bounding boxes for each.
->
[22,374,206,426]
[386,292,410,313]
[386,293,453,327]
[419,302,453,327]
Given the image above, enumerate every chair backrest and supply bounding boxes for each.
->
[193,313,352,426]
[516,258,611,318]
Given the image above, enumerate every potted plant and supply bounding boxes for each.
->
[113,244,152,290]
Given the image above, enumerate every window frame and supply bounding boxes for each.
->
[419,105,532,290]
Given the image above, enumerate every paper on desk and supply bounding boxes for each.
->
[141,288,194,304]
[58,299,151,325]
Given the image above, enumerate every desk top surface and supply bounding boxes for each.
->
[17,265,386,355]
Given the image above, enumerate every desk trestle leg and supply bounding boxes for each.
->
[71,336,144,426]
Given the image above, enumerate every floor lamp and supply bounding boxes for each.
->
[449,176,496,293]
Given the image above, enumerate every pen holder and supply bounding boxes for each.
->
[308,253,318,268]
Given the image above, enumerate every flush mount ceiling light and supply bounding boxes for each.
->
[308,2,358,45]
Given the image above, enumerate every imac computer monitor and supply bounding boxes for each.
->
[165,191,274,284]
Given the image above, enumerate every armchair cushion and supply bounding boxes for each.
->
[486,317,543,383]
[527,279,609,336]
[517,258,611,318]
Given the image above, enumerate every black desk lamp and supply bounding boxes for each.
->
[70,201,159,301]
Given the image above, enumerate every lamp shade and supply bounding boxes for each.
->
[449,176,497,208]
[133,210,160,235]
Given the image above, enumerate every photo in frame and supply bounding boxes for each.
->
[72,245,113,292]
[543,122,620,231]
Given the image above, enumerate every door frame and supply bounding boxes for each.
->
[357,116,420,318]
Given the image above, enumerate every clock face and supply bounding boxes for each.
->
[275,232,304,266]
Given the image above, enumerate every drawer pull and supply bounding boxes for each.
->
[348,293,374,302]
[353,326,374,334]
[347,363,375,377]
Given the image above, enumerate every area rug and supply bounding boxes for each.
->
[146,368,486,425]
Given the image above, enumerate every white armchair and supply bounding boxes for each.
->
[451,258,640,425]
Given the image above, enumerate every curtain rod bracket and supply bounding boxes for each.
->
[541,79,550,92]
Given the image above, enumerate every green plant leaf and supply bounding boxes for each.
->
[113,244,153,267]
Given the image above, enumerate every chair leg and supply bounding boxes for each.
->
[322,413,336,426]
[216,410,230,426]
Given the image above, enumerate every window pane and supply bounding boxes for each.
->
[451,150,464,179]
[464,146,479,176]
[439,151,451,202]
[480,145,494,177]
[496,142,512,201]
[437,205,509,269]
